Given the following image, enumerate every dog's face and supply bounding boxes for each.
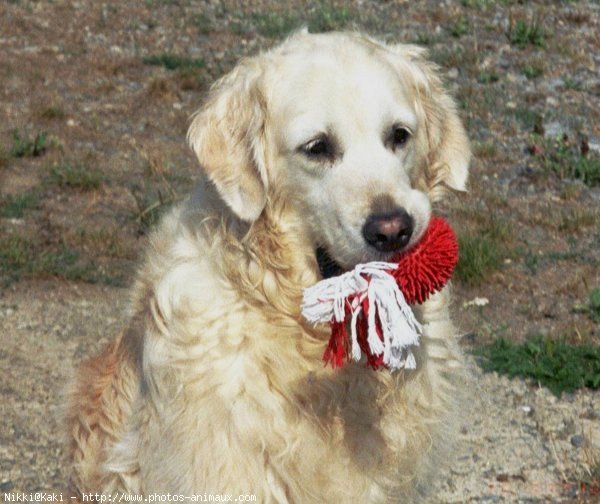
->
[266,44,433,268]
[188,32,470,271]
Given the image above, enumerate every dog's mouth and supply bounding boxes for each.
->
[316,247,344,279]
[315,245,397,279]
[316,241,415,279]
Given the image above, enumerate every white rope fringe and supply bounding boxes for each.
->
[301,262,422,371]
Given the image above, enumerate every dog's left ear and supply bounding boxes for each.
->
[187,60,268,222]
[387,44,471,194]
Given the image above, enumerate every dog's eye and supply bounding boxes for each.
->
[389,126,411,149]
[301,136,333,159]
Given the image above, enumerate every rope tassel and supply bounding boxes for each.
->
[301,216,459,371]
[302,263,421,371]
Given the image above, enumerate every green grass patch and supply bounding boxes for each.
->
[49,163,103,191]
[412,32,435,46]
[0,192,39,218]
[460,0,492,7]
[245,2,353,38]
[308,2,352,33]
[537,136,600,187]
[473,335,600,396]
[455,217,511,286]
[39,105,66,120]
[71,227,131,259]
[0,146,10,169]
[143,53,206,91]
[508,18,546,48]
[510,108,543,132]
[0,236,31,277]
[473,141,498,159]
[477,70,499,84]
[521,63,544,79]
[431,46,478,75]
[34,246,93,280]
[520,237,597,274]
[192,13,213,34]
[130,184,176,234]
[449,16,468,38]
[143,53,205,71]
[252,11,300,38]
[546,250,580,262]
[523,249,539,275]
[456,234,503,285]
[563,77,583,91]
[0,235,114,285]
[560,155,600,186]
[10,130,47,158]
[588,287,600,323]
[558,209,596,232]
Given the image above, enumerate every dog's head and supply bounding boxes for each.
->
[188,32,470,271]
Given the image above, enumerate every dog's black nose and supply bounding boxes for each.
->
[362,209,414,253]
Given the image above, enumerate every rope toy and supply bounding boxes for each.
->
[301,216,458,371]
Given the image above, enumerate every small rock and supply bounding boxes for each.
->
[570,434,585,447]
[498,57,511,70]
[0,480,14,492]
[562,482,579,499]
[587,135,600,154]
[463,297,489,308]
[544,77,565,91]
[507,73,527,85]
[447,68,459,79]
[517,165,536,177]
[481,495,501,502]
[583,408,600,420]
[544,121,568,139]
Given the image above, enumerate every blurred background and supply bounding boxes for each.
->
[0,0,598,500]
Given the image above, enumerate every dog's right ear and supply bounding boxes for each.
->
[187,60,268,222]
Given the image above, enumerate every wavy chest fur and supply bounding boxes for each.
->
[106,204,462,502]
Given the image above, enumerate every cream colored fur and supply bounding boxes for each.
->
[65,31,470,502]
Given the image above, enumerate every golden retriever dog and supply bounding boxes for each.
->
[66,31,470,502]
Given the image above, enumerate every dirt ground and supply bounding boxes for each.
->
[1,0,599,502]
